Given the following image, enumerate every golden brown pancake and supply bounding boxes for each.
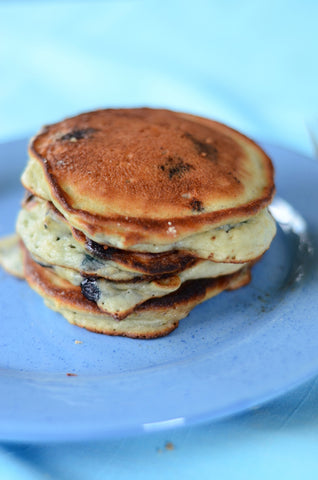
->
[22,246,251,339]
[23,108,275,248]
[0,107,276,338]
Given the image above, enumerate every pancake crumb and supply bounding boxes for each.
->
[167,226,177,236]
[165,441,175,451]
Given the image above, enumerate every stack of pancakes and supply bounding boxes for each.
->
[8,108,276,338]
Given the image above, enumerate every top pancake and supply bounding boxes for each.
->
[25,108,275,247]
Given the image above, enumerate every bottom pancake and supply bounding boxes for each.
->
[22,248,251,339]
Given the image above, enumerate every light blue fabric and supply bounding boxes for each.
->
[0,0,317,155]
[2,378,318,479]
[1,1,318,478]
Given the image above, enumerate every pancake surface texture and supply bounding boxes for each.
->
[23,108,275,248]
[1,107,276,338]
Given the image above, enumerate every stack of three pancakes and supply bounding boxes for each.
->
[12,108,276,338]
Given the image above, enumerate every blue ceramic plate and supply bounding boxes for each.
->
[0,140,317,443]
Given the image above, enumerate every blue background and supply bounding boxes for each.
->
[1,1,318,478]
[1,0,317,155]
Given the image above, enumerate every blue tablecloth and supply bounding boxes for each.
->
[1,1,318,478]
[2,377,318,480]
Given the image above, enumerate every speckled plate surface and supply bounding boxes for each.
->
[0,140,317,443]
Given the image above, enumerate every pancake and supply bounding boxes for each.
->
[17,195,276,278]
[22,247,251,338]
[22,108,275,249]
[1,107,277,338]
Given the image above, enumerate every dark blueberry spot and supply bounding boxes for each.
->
[56,237,60,241]
[81,254,105,272]
[60,128,97,141]
[190,198,204,212]
[160,156,194,179]
[81,277,100,303]
[44,224,48,229]
[182,132,218,161]
[85,239,112,260]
